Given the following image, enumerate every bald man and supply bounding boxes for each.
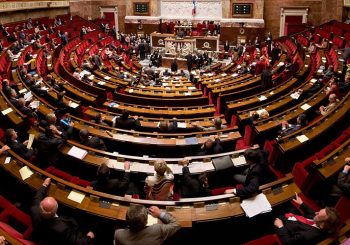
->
[30,178,94,245]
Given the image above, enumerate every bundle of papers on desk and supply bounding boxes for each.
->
[240,193,272,218]
[67,146,88,160]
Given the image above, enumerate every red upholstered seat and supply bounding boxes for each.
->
[211,186,234,196]
[235,125,255,150]
[335,196,350,223]
[315,143,338,160]
[242,234,282,245]
[0,206,33,240]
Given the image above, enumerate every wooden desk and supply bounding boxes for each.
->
[0,145,299,227]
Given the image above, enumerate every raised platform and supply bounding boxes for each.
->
[151,32,219,53]
[162,57,187,70]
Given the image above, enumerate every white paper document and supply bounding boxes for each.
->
[296,135,309,143]
[4,157,11,164]
[104,76,111,80]
[68,101,79,108]
[67,190,85,203]
[19,88,27,94]
[67,146,88,160]
[177,122,187,128]
[240,193,272,218]
[19,166,34,180]
[24,91,33,102]
[29,100,40,109]
[258,95,267,101]
[232,156,247,167]
[147,214,158,226]
[188,86,196,90]
[300,103,311,111]
[27,134,35,149]
[290,92,301,100]
[1,108,13,115]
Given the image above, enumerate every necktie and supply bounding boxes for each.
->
[285,213,315,226]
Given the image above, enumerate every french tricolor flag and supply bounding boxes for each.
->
[192,0,196,16]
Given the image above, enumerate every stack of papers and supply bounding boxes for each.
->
[104,76,111,80]
[184,92,191,96]
[67,146,88,160]
[240,193,272,218]
[232,73,238,77]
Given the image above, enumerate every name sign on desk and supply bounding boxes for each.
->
[1,108,13,115]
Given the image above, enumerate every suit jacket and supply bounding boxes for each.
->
[276,203,326,245]
[171,61,178,72]
[31,186,92,245]
[7,139,34,160]
[80,136,107,151]
[92,171,130,196]
[114,212,180,245]
[196,138,223,156]
[337,170,350,196]
[180,166,211,198]
[235,164,260,197]
[115,117,140,130]
[261,69,272,89]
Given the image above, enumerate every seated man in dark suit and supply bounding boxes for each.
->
[196,136,223,156]
[92,162,135,196]
[274,193,340,245]
[113,109,140,130]
[179,158,211,198]
[30,178,94,245]
[79,129,107,151]
[225,149,276,197]
[5,128,35,160]
[44,113,74,140]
